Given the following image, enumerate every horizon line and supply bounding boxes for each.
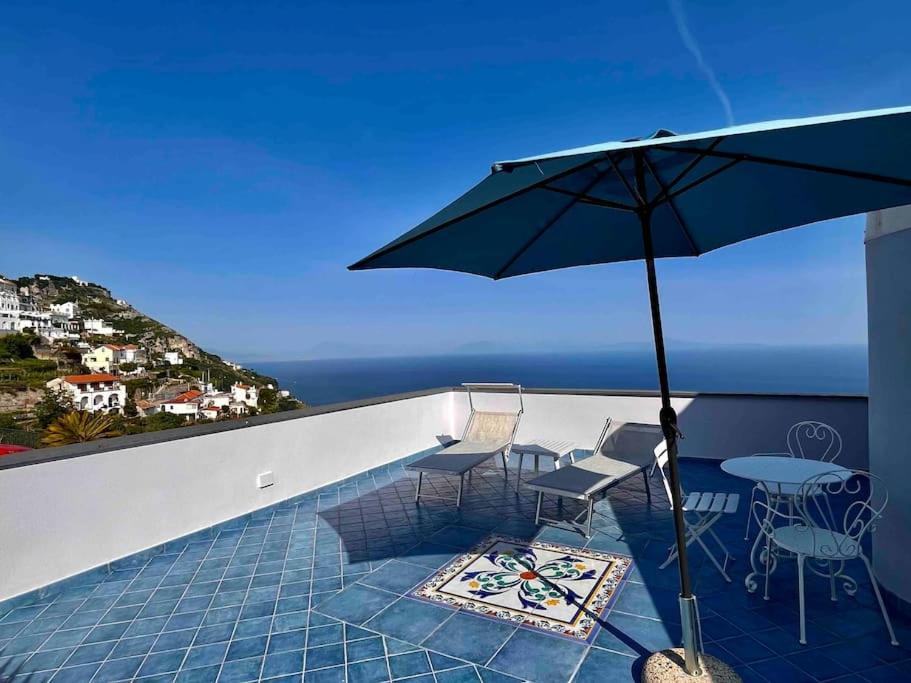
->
[233,341,869,365]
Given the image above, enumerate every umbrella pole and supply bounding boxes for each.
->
[636,161,702,676]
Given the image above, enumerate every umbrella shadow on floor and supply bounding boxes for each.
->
[314,454,683,679]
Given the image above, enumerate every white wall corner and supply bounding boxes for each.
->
[865,205,911,243]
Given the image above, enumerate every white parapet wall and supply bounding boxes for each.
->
[0,386,867,604]
[0,389,454,603]
[452,388,868,468]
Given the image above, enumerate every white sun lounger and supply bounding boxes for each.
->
[526,419,663,537]
[410,383,523,507]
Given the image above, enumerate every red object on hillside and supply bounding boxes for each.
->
[0,444,31,457]
[61,373,120,384]
[167,390,203,404]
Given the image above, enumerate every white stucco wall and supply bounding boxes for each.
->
[866,205,911,605]
[0,391,452,602]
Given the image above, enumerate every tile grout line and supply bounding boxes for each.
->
[304,487,332,680]
[23,548,192,678]
[130,533,233,679]
[338,494,349,683]
[483,625,518,669]
[566,641,592,683]
[297,495,320,680]
[11,567,116,677]
[256,502,300,681]
[378,623,394,683]
[78,541,198,681]
[416,607,460,650]
[210,507,281,682]
[134,527,246,675]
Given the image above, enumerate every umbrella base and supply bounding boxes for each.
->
[641,649,740,682]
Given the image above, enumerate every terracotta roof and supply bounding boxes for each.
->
[166,389,203,404]
[201,405,220,412]
[63,373,119,384]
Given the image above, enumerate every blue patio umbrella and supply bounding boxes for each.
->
[349,105,911,675]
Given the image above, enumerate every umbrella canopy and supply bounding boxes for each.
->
[349,105,911,675]
[351,105,911,277]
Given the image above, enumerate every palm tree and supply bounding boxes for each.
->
[41,411,121,447]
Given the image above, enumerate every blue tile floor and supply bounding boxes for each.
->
[1,452,910,682]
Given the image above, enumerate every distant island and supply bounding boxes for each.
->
[0,273,305,450]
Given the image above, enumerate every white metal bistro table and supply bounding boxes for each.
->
[511,439,576,492]
[721,456,851,596]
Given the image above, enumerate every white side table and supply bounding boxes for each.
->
[511,439,576,492]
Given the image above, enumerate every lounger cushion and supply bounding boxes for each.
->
[464,411,518,443]
[407,439,508,474]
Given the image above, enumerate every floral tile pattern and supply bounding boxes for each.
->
[410,534,632,643]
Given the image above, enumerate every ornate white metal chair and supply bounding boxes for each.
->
[744,420,843,540]
[753,470,898,646]
[655,442,740,581]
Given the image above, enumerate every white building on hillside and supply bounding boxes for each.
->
[82,345,118,373]
[116,344,146,365]
[160,390,204,420]
[46,373,126,414]
[50,302,80,318]
[199,405,222,420]
[50,311,81,333]
[202,392,232,409]
[83,319,115,336]
[16,296,54,337]
[164,351,183,365]
[42,327,79,343]
[0,278,19,332]
[83,344,148,373]
[0,284,80,342]
[231,382,259,409]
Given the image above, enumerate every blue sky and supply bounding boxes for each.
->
[1,0,907,361]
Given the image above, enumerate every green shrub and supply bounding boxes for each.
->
[34,387,74,429]
[0,333,36,361]
[143,411,185,432]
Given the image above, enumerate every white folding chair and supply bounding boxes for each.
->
[744,420,843,540]
[754,470,898,646]
[655,442,739,582]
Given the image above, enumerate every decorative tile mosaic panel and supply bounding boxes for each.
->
[411,534,632,642]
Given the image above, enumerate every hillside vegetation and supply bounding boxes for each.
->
[1,274,303,447]
[12,273,277,389]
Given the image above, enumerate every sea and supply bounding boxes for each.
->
[254,346,868,407]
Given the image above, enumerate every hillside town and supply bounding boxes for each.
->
[0,274,302,448]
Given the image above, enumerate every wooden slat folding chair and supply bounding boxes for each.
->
[654,443,740,582]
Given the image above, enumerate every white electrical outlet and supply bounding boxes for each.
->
[257,471,275,489]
